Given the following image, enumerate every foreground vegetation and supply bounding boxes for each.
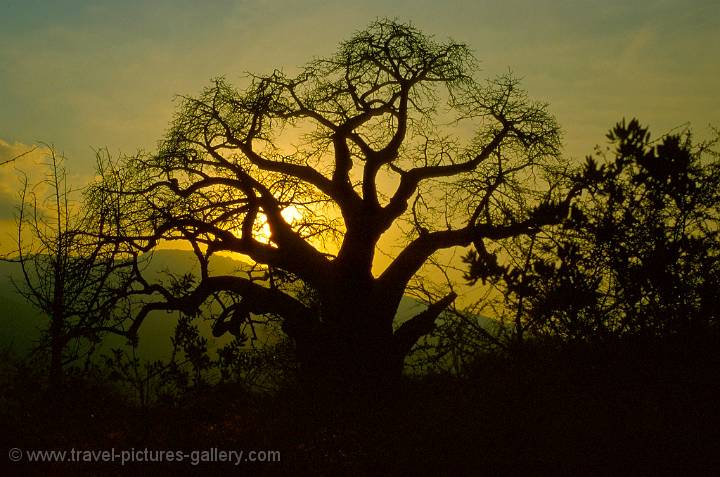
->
[2,331,719,475]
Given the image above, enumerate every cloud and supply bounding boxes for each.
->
[0,139,73,253]
[0,190,17,222]
[0,139,40,168]
[0,139,55,220]
[0,138,97,221]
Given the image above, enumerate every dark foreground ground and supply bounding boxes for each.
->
[2,335,719,476]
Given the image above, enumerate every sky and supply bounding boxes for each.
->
[0,0,718,250]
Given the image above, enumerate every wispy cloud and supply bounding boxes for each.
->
[0,0,717,172]
[0,140,50,252]
[0,139,45,215]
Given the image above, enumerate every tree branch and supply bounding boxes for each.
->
[393,291,457,359]
[380,127,509,230]
[125,274,316,340]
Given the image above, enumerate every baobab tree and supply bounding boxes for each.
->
[95,20,576,391]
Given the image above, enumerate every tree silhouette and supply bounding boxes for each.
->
[94,20,576,391]
[473,120,720,343]
[9,147,136,388]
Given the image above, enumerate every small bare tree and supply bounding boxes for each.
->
[10,146,135,389]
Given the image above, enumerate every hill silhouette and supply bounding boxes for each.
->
[0,249,495,366]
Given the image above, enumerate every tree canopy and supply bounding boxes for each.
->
[461,119,720,347]
[94,19,575,389]
[10,147,135,388]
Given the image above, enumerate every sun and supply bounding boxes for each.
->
[255,205,304,244]
[280,205,304,224]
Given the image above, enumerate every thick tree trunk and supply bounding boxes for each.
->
[286,263,455,397]
[291,281,403,396]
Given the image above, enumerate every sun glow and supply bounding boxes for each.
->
[255,205,304,245]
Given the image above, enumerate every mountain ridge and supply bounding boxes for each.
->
[0,249,496,363]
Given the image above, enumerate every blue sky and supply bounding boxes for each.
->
[1,0,718,178]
